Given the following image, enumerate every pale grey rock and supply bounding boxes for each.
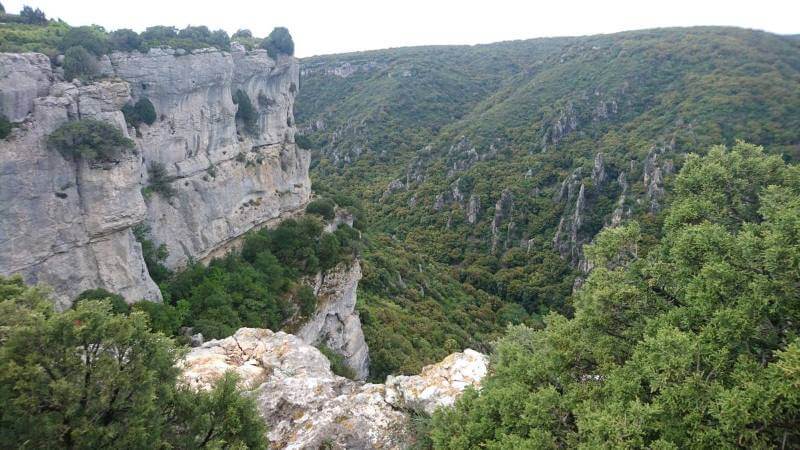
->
[297,261,369,380]
[591,152,606,184]
[0,48,310,306]
[385,349,488,415]
[181,328,488,450]
[323,207,355,233]
[490,189,515,252]
[0,52,53,122]
[466,194,481,224]
[381,178,405,200]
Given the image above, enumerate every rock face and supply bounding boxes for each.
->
[0,47,310,307]
[384,349,488,415]
[297,260,369,380]
[181,328,489,450]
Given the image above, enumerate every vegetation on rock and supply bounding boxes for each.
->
[47,119,133,162]
[63,45,98,80]
[261,26,294,58]
[0,275,265,449]
[122,97,157,127]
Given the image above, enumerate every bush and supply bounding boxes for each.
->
[59,25,108,55]
[296,284,318,317]
[306,198,336,220]
[233,89,257,133]
[73,288,129,314]
[63,45,98,81]
[0,114,11,139]
[19,5,46,24]
[145,161,175,198]
[140,25,177,42]
[132,224,171,283]
[122,97,157,126]
[232,29,252,39]
[48,118,133,162]
[109,28,142,52]
[260,27,294,58]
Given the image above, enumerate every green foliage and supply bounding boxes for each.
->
[73,288,129,314]
[296,27,800,378]
[306,197,336,219]
[19,5,46,24]
[0,275,265,448]
[47,118,133,162]
[132,224,172,283]
[0,20,69,57]
[317,344,357,379]
[108,28,142,52]
[59,25,108,55]
[233,89,257,134]
[429,143,800,448]
[143,161,176,198]
[0,114,11,139]
[261,26,294,58]
[159,217,360,339]
[63,45,98,81]
[122,97,157,127]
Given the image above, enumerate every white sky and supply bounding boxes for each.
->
[4,0,799,57]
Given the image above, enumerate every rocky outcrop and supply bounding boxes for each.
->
[181,328,488,450]
[491,189,515,251]
[384,349,488,415]
[466,194,481,224]
[643,144,673,213]
[297,260,369,380]
[0,47,310,307]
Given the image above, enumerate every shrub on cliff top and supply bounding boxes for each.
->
[19,5,46,24]
[47,118,133,162]
[306,198,336,220]
[109,28,142,52]
[260,27,294,58]
[59,25,109,55]
[63,45,98,80]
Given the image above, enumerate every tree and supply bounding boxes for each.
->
[430,142,800,448]
[63,45,98,81]
[132,224,172,283]
[73,288,129,314]
[59,25,109,56]
[145,161,176,198]
[306,198,336,220]
[19,5,46,24]
[47,118,133,162]
[233,89,257,134]
[109,28,142,52]
[122,97,157,127]
[260,27,294,58]
[233,29,252,39]
[0,275,266,448]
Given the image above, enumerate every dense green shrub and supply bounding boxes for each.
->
[0,114,11,139]
[306,197,336,220]
[233,89,257,133]
[59,25,108,55]
[63,45,98,80]
[297,285,318,317]
[261,27,294,58]
[0,276,266,448]
[122,97,157,126]
[145,161,175,198]
[47,118,133,161]
[132,224,171,283]
[109,28,142,52]
[73,288,129,314]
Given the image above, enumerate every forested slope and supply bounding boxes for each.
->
[296,27,800,377]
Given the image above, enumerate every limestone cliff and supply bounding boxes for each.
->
[181,328,488,449]
[0,46,310,308]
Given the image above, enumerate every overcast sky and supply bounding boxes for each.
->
[4,0,799,57]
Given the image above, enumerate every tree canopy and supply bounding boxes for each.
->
[0,275,266,448]
[430,142,800,448]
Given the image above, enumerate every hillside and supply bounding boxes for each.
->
[296,26,800,377]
